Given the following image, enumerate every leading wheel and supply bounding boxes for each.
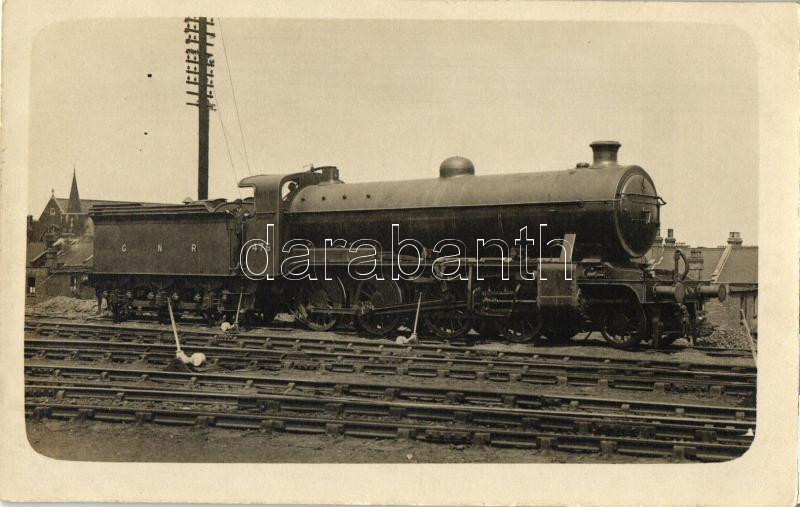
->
[600,303,647,349]
[354,278,404,337]
[294,278,346,332]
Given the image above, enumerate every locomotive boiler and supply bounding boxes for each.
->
[90,141,726,349]
[284,141,659,262]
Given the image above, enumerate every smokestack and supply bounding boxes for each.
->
[727,231,742,247]
[590,141,621,167]
[664,228,676,247]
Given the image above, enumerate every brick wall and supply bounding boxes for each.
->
[705,293,756,332]
[43,273,72,298]
[25,267,49,302]
[705,299,741,329]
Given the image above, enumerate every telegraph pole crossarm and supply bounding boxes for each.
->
[185,16,215,200]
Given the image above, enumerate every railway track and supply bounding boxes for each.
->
[25,338,756,398]
[24,364,756,420]
[24,317,756,461]
[26,401,751,461]
[25,319,756,373]
[25,366,754,462]
[25,317,755,360]
[26,313,752,359]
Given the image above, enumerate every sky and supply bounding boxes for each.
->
[28,18,758,247]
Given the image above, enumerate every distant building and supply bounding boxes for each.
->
[27,169,136,242]
[25,242,48,299]
[27,236,95,300]
[645,229,758,334]
[26,169,169,301]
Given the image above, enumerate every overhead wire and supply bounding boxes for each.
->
[214,106,242,198]
[217,18,253,176]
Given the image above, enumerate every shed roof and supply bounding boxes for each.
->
[717,246,758,284]
[26,242,46,264]
[54,198,147,214]
[57,236,94,268]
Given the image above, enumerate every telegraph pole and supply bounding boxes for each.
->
[185,17,216,200]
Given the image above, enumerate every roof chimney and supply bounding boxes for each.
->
[727,231,742,247]
[689,249,704,280]
[664,228,676,247]
[590,141,621,167]
[652,227,663,247]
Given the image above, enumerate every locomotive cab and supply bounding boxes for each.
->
[237,168,337,279]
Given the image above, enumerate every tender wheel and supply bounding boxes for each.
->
[112,303,129,323]
[294,278,346,332]
[497,313,542,343]
[221,311,239,327]
[421,283,472,339]
[204,308,224,327]
[600,303,647,349]
[158,307,171,324]
[354,278,404,337]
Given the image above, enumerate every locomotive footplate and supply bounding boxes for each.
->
[308,298,468,317]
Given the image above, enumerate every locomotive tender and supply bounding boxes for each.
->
[90,141,725,348]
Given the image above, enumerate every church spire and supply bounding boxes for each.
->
[67,165,81,213]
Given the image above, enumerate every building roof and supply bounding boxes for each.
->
[649,245,711,273]
[55,236,94,268]
[67,169,81,213]
[645,233,757,286]
[53,197,145,214]
[26,242,46,264]
[699,248,725,280]
[717,246,758,284]
[44,170,173,215]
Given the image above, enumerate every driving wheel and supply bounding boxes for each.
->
[353,278,404,337]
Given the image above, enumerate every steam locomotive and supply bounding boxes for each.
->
[89,141,725,348]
